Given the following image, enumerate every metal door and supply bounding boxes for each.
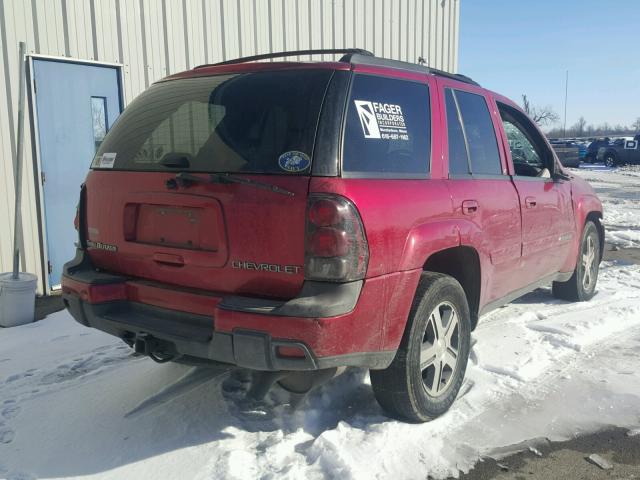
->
[32,59,121,288]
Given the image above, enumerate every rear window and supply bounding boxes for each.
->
[342,74,431,177]
[92,69,333,174]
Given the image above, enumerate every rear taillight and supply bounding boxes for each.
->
[305,194,369,282]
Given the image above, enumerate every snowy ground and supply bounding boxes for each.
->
[568,164,640,248]
[1,164,639,480]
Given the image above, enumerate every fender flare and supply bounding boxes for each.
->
[570,193,604,265]
[398,218,489,301]
[573,194,603,233]
[398,220,461,271]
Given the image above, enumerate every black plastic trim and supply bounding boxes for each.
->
[479,271,573,317]
[347,53,480,86]
[448,173,509,180]
[77,183,88,249]
[312,70,350,177]
[315,350,396,370]
[511,175,554,183]
[341,172,431,180]
[196,48,374,68]
[63,249,128,285]
[219,280,363,318]
[63,292,393,371]
[95,301,213,342]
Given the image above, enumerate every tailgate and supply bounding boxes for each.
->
[80,68,336,299]
[85,171,308,298]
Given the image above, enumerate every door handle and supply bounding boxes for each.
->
[525,196,537,208]
[462,200,479,215]
[152,252,185,267]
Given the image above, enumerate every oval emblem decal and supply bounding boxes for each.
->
[278,151,311,173]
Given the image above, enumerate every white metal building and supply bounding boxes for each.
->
[0,0,460,294]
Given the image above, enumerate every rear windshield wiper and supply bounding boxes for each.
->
[166,172,295,197]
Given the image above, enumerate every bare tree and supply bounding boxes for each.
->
[633,117,640,132]
[572,116,587,137]
[521,94,560,126]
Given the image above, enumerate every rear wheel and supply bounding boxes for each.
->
[552,221,600,301]
[370,272,471,422]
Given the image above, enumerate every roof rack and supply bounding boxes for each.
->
[194,48,479,87]
[346,53,480,87]
[195,48,374,68]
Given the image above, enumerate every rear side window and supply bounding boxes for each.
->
[445,88,502,176]
[342,75,430,177]
[445,90,469,175]
[92,69,333,174]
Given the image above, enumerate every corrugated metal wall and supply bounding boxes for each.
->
[0,0,460,293]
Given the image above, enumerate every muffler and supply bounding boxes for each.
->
[246,367,346,403]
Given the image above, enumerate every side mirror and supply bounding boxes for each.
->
[553,169,571,181]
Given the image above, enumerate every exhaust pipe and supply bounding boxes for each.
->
[246,367,346,404]
[277,367,345,394]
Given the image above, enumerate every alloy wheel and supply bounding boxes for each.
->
[420,302,460,397]
[582,234,597,291]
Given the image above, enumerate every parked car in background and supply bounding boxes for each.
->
[597,134,640,167]
[61,49,604,423]
[550,140,581,167]
[574,141,587,160]
[585,137,611,163]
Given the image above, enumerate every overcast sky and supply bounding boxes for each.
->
[459,0,640,130]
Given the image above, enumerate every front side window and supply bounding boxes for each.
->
[498,102,553,178]
[93,69,333,173]
[342,74,431,176]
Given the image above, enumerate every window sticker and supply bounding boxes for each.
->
[354,100,409,141]
[278,151,311,172]
[92,152,117,169]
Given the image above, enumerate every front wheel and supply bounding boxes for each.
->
[604,154,617,168]
[552,220,601,301]
[370,272,471,422]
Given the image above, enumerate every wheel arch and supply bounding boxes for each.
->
[423,246,481,330]
[585,210,605,262]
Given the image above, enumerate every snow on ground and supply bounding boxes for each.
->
[0,164,639,480]
[569,164,640,247]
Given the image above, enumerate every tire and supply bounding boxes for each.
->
[370,272,471,423]
[552,221,600,302]
[604,153,617,168]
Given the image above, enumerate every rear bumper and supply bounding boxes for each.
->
[61,249,399,371]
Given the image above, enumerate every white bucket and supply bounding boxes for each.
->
[0,272,37,328]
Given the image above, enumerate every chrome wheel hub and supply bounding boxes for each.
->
[582,234,597,291]
[420,302,460,397]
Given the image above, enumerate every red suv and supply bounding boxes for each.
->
[62,49,604,422]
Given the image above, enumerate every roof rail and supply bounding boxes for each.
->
[193,48,479,87]
[195,48,374,68]
[346,53,480,87]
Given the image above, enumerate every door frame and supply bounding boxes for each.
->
[27,54,125,294]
